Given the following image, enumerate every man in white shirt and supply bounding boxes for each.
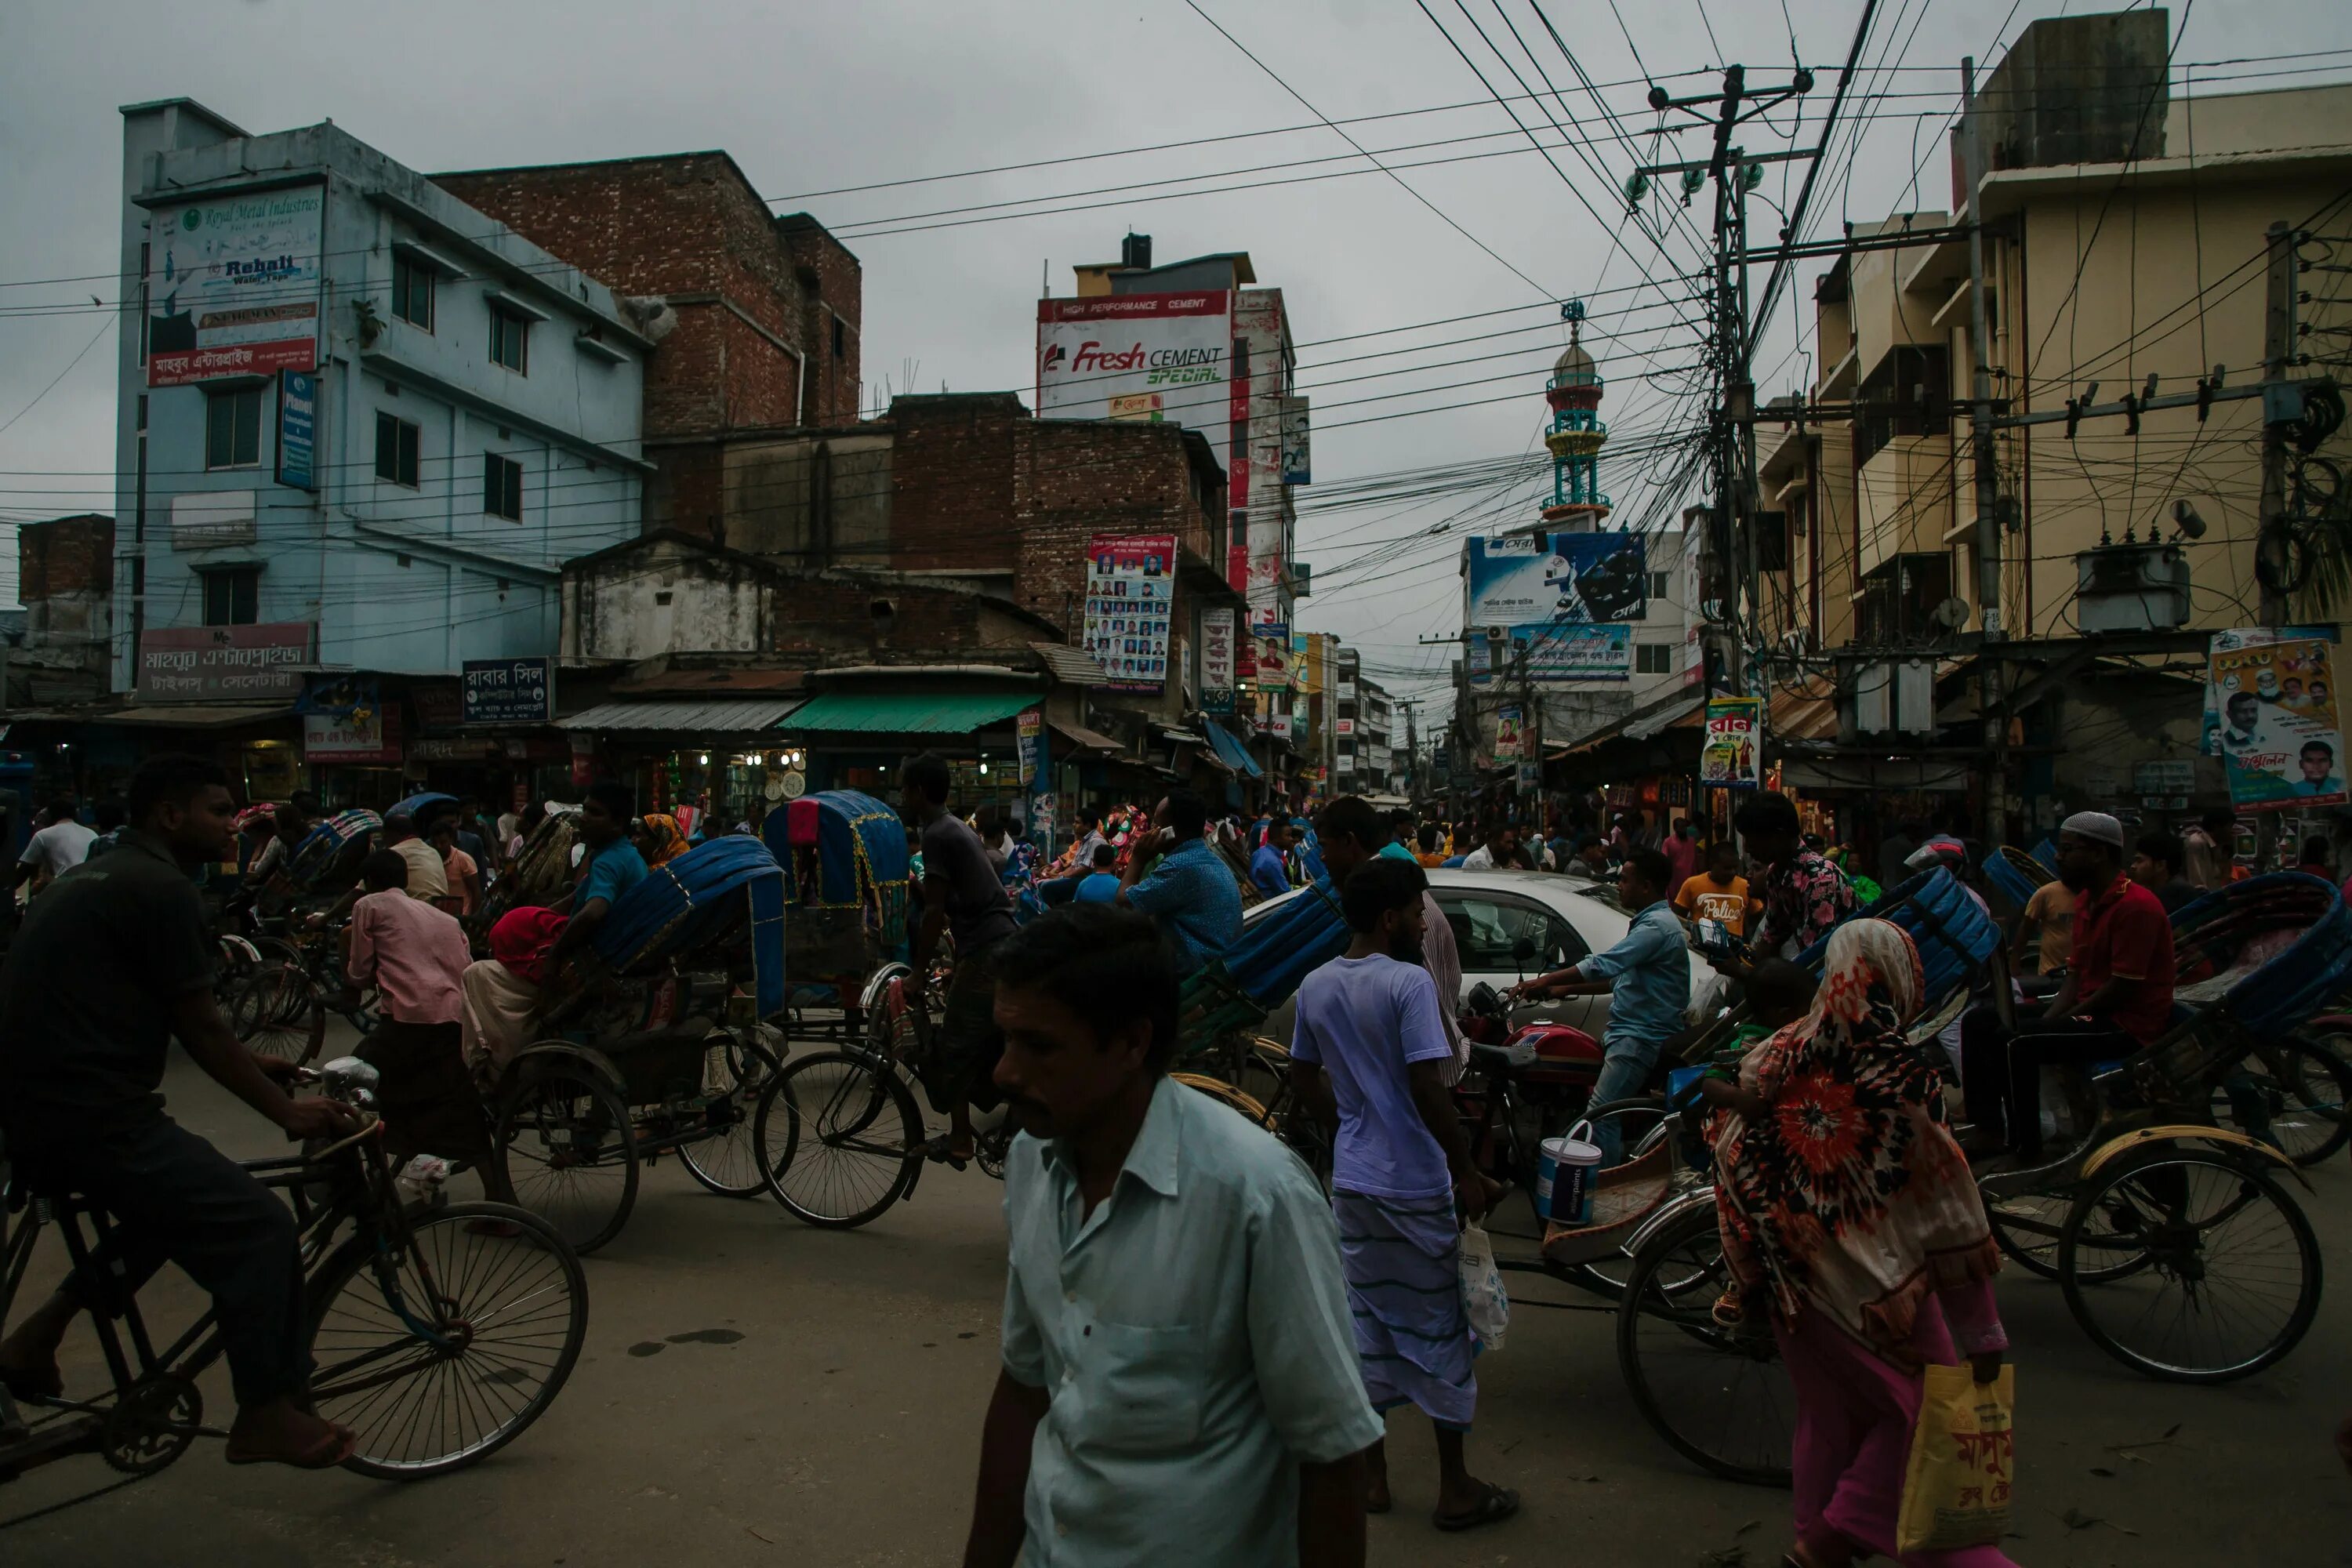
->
[13,799,98,896]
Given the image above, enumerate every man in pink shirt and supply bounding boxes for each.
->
[347,850,511,1202]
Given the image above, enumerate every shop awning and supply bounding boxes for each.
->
[559,698,799,733]
[1626,694,1705,740]
[1203,719,1264,779]
[780,689,1035,735]
[1051,720,1122,753]
[92,704,295,729]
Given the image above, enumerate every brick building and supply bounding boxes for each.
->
[7,514,115,707]
[434,152,862,541]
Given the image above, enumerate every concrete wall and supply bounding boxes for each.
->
[721,431,894,566]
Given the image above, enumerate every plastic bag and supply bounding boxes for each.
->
[1457,1222,1509,1353]
[1896,1363,2016,1553]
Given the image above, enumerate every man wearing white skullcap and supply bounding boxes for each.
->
[1958,813,2175,1158]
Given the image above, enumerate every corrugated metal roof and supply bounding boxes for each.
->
[93,704,295,729]
[1030,642,1109,686]
[558,698,799,733]
[1051,720,1122,753]
[1624,693,1705,739]
[780,690,1036,735]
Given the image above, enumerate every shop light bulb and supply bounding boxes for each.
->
[698,753,710,765]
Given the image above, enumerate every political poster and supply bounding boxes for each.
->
[2205,626,2347,809]
[1038,292,1232,473]
[1080,533,1177,694]
[1465,532,1650,626]
[1017,708,1043,787]
[1201,608,1236,713]
[1495,704,1525,760]
[147,185,326,387]
[1700,696,1763,789]
[1279,395,1312,485]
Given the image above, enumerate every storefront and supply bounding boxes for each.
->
[557,697,805,834]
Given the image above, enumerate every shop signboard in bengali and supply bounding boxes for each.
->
[1700,695,1763,789]
[2204,626,2348,809]
[1201,608,1236,713]
[277,370,318,491]
[136,622,311,702]
[303,706,401,764]
[1038,291,1232,473]
[462,657,555,725]
[1465,532,1649,626]
[1467,622,1633,686]
[1080,533,1176,694]
[1016,707,1044,787]
[146,185,326,387]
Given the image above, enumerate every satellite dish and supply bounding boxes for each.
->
[1930,597,1972,631]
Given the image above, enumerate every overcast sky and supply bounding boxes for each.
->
[3,0,2346,718]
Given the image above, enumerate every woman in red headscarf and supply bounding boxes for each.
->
[459,905,569,1076]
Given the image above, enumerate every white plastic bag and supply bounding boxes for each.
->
[1457,1222,1510,1352]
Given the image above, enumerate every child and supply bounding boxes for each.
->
[1073,843,1122,904]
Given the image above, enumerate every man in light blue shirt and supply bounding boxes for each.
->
[964,904,1381,1568]
[1120,788,1242,978]
[1512,845,1689,1164]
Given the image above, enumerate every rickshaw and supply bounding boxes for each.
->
[227,808,383,1055]
[470,802,580,941]
[760,790,911,1037]
[488,835,789,1255]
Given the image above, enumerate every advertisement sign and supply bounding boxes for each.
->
[147,185,326,387]
[1247,553,1287,639]
[1681,524,1706,686]
[2205,626,2347,809]
[1254,634,1292,691]
[1700,696,1764,789]
[304,706,401,764]
[1016,707,1043,787]
[136,622,312,702]
[1465,532,1650,626]
[276,369,318,490]
[1279,396,1312,485]
[1495,704,1524,760]
[1201,608,1236,713]
[1467,622,1633,686]
[1038,292,1232,473]
[1080,533,1177,693]
[462,657,556,725]
[1517,760,1542,792]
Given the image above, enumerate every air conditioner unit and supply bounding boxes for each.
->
[2075,543,2190,633]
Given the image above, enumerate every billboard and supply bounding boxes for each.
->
[147,185,326,387]
[1201,608,1236,713]
[1465,532,1649,626]
[136,622,312,702]
[1080,533,1177,693]
[1700,696,1763,789]
[1038,292,1232,473]
[1469,622,1632,686]
[2205,626,2347,809]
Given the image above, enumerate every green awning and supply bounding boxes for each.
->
[779,689,1037,735]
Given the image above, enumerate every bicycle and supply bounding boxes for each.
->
[0,1058,587,1486]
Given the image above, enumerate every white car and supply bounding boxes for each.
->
[1252,866,1731,1044]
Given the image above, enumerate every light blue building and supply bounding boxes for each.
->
[113,99,648,698]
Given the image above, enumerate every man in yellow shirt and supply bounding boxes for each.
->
[1673,840,1759,938]
[2014,877,2077,976]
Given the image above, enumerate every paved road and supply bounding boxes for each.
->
[5,1038,2349,1566]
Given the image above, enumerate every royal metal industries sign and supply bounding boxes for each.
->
[146,186,326,387]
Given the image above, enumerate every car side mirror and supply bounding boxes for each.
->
[1510,936,1537,962]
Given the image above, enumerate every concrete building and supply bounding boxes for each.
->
[114,100,648,703]
[433,154,862,541]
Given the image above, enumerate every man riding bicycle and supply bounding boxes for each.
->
[0,755,361,1468]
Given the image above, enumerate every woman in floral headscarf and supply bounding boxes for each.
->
[636,812,689,869]
[1705,918,2015,1568]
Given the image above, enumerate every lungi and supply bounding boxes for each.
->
[1332,1189,1477,1429]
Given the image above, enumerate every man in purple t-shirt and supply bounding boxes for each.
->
[1289,858,1519,1535]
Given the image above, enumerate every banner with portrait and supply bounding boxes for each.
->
[2205,626,2347,809]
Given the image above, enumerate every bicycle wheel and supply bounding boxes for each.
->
[238,966,324,1064]
[1552,1096,1675,1298]
[1986,1187,2073,1280]
[492,1058,640,1256]
[1615,1203,1794,1486]
[679,1029,782,1198]
[2058,1145,2323,1383]
[2213,1035,2352,1167]
[307,1201,587,1479]
[754,1051,920,1229]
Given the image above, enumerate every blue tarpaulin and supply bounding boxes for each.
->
[592,836,789,1018]
[1203,719,1263,779]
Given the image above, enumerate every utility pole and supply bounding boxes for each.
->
[2258,219,2299,626]
[1962,56,2011,849]
[1399,699,1421,800]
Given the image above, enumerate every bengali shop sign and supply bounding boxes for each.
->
[462,658,555,725]
[1700,696,1763,789]
[136,622,312,702]
[146,186,326,387]
[1201,607,1236,713]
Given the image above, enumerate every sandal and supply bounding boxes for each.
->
[0,1357,64,1403]
[1433,1482,1519,1533]
[917,1135,970,1171]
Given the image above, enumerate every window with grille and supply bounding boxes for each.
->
[374,412,420,487]
[205,387,261,469]
[484,452,524,521]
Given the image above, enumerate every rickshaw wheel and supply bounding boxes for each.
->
[2057,1144,2322,1383]
[680,1028,783,1198]
[493,1056,640,1256]
[1615,1203,1794,1486]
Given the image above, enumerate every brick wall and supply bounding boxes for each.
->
[779,214,863,425]
[19,514,114,602]
[890,396,1025,575]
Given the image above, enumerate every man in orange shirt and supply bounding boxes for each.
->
[1673,840,1759,938]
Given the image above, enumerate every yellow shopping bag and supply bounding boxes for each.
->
[1895,1363,2016,1554]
